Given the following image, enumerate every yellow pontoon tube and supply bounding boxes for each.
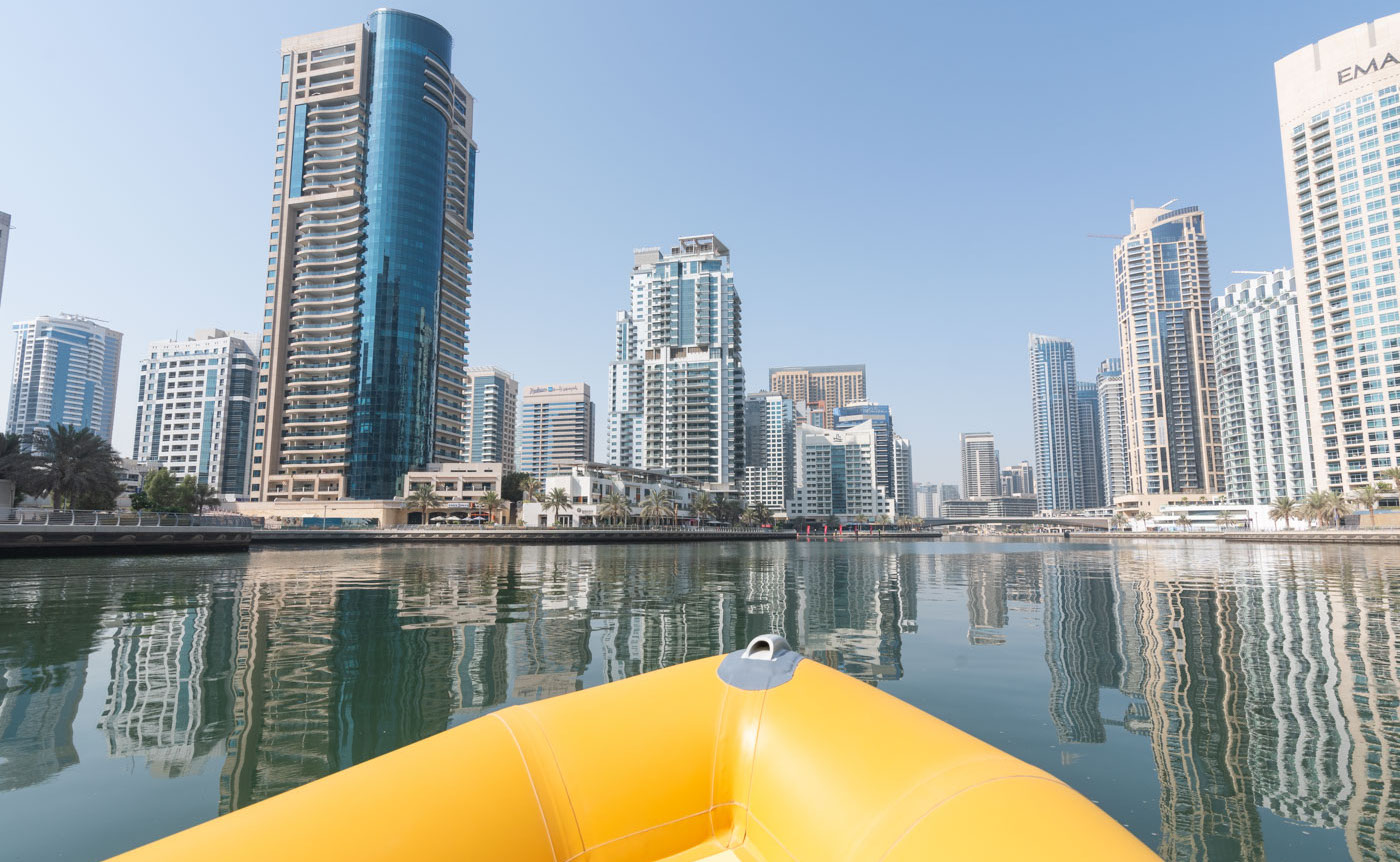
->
[111,635,1157,861]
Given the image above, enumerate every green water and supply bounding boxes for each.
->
[0,538,1396,861]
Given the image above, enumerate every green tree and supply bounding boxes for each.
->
[478,490,504,524]
[172,477,220,514]
[716,498,743,525]
[597,491,630,525]
[691,491,716,523]
[1110,511,1129,532]
[1175,512,1192,530]
[1353,484,1381,525]
[542,487,574,525]
[1301,490,1329,528]
[1267,496,1296,530]
[515,474,543,503]
[405,485,441,525]
[36,425,120,510]
[1323,490,1353,528]
[141,468,180,511]
[0,433,43,503]
[1215,510,1240,531]
[640,489,676,526]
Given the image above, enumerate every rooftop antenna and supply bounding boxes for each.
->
[1158,198,1179,209]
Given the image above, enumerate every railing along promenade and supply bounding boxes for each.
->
[252,522,792,546]
[0,508,254,557]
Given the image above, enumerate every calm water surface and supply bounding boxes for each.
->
[1,538,1397,861]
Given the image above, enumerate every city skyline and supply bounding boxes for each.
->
[3,2,1399,482]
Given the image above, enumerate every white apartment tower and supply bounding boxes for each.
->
[464,366,517,471]
[133,330,258,496]
[606,254,649,469]
[742,391,796,512]
[1277,15,1400,493]
[1096,358,1130,504]
[7,314,122,444]
[789,420,889,520]
[622,236,745,485]
[1211,270,1314,504]
[960,432,1000,499]
[1113,204,1223,496]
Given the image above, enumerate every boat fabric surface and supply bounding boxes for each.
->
[108,650,1159,861]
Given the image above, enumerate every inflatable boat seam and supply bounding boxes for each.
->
[517,705,588,856]
[738,688,770,850]
[873,774,1069,862]
[744,809,804,862]
[707,684,730,845]
[488,711,560,862]
[560,803,745,862]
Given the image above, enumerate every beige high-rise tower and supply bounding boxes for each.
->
[768,365,865,428]
[1113,204,1223,496]
[253,11,475,502]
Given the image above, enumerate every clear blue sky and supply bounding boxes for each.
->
[1,0,1394,482]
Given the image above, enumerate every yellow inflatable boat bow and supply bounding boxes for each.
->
[110,634,1158,861]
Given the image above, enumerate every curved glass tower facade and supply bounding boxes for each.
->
[255,10,476,502]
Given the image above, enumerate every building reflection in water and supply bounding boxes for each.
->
[1025,545,1400,862]
[2,541,1397,862]
[207,542,918,812]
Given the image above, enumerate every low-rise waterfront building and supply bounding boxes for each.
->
[519,463,700,527]
[117,459,162,508]
[7,314,122,444]
[401,462,504,522]
[939,496,1039,518]
[132,330,257,496]
[517,383,593,479]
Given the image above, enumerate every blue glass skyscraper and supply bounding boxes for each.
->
[254,10,477,502]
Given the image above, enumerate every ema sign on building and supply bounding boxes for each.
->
[1338,52,1400,84]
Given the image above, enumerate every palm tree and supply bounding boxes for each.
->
[597,491,630,526]
[1175,512,1192,531]
[517,475,543,503]
[405,486,441,525]
[0,432,42,503]
[690,491,716,524]
[1134,511,1152,532]
[35,425,120,510]
[1215,510,1240,531]
[478,490,504,524]
[1301,490,1329,528]
[1383,467,1400,505]
[740,506,758,526]
[639,489,676,526]
[1352,484,1381,526]
[542,487,574,525]
[1323,490,1353,528]
[1110,511,1129,532]
[753,503,773,526]
[1268,496,1297,530]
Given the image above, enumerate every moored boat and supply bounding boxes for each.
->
[110,635,1157,860]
